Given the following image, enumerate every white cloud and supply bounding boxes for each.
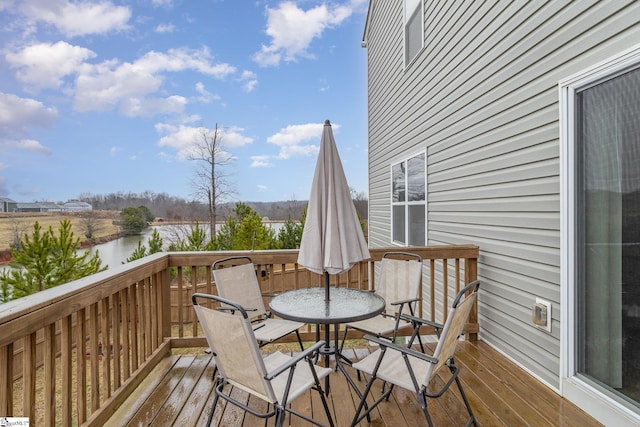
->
[155,122,252,160]
[257,184,268,192]
[221,126,254,148]
[250,155,272,168]
[253,1,354,67]
[151,0,174,7]
[1,139,51,154]
[194,82,220,103]
[6,41,96,89]
[155,23,175,33]
[238,70,258,92]
[74,47,235,116]
[266,122,340,159]
[110,146,123,155]
[0,92,56,154]
[19,0,131,37]
[120,95,187,117]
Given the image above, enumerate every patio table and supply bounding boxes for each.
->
[269,287,385,394]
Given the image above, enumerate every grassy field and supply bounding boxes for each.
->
[0,211,121,252]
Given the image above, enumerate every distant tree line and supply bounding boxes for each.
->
[78,191,367,222]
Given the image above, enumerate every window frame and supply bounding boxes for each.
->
[390,150,426,247]
[404,0,423,67]
[560,44,640,424]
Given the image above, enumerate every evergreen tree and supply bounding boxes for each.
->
[125,228,164,263]
[125,241,147,263]
[168,222,214,251]
[0,220,106,301]
[118,206,150,235]
[148,228,164,253]
[211,203,276,250]
[235,208,276,250]
[276,217,303,249]
[137,205,155,223]
[212,217,238,250]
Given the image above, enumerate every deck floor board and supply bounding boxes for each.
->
[108,341,602,426]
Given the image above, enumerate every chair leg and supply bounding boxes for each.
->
[454,373,477,426]
[211,364,218,380]
[415,331,425,353]
[339,326,349,355]
[275,405,286,427]
[317,380,335,427]
[350,375,375,426]
[206,379,222,427]
[295,330,304,351]
[418,390,435,427]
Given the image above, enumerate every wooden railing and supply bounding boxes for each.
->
[0,245,478,426]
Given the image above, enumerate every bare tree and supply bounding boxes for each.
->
[79,210,105,239]
[188,123,235,239]
[350,187,369,220]
[9,218,28,249]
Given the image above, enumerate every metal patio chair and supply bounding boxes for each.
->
[213,256,305,350]
[339,251,424,361]
[192,293,334,427]
[349,280,480,427]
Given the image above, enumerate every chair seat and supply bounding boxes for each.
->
[352,348,432,391]
[345,316,413,337]
[262,351,332,403]
[254,318,304,343]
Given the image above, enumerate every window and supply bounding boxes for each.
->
[405,0,423,66]
[561,49,640,418]
[392,152,426,245]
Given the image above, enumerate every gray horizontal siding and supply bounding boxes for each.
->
[365,0,640,391]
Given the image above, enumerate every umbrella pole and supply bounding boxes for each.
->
[323,270,331,393]
[324,271,330,301]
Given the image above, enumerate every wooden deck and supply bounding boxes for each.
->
[104,340,601,427]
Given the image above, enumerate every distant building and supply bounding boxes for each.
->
[0,199,92,212]
[63,201,92,212]
[14,202,63,212]
[0,197,18,212]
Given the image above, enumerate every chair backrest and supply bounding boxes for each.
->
[192,293,277,403]
[213,257,267,318]
[423,280,480,384]
[376,252,423,314]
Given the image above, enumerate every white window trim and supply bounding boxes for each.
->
[390,150,427,247]
[403,0,424,68]
[559,44,640,426]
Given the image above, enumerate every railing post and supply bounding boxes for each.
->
[465,255,479,342]
[161,264,171,340]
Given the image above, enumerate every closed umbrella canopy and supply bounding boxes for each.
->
[297,120,370,295]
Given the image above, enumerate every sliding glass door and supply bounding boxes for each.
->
[575,66,640,408]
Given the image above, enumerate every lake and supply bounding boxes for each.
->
[87,222,287,269]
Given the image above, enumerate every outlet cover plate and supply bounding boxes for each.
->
[533,298,552,333]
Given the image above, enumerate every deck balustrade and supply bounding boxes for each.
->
[0,245,478,426]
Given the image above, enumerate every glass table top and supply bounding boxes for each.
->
[269,287,385,324]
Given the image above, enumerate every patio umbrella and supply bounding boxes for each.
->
[297,119,370,301]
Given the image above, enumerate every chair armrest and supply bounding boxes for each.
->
[401,313,444,330]
[390,297,420,307]
[362,335,438,364]
[265,341,326,380]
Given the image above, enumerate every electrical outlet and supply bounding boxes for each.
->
[532,298,551,333]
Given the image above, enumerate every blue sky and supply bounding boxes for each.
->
[0,0,369,203]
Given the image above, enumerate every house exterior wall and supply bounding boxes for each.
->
[364,0,640,398]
